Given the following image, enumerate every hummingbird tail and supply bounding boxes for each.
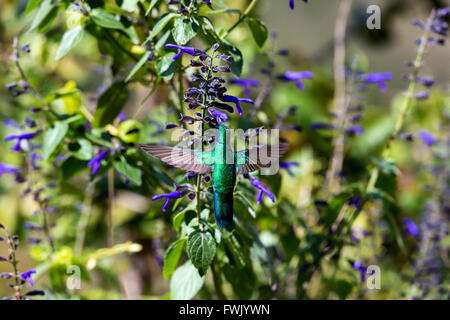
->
[213,191,234,230]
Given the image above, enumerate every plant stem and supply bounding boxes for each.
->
[325,0,353,196]
[75,180,95,255]
[107,168,115,248]
[211,262,227,299]
[366,10,435,193]
[3,229,23,300]
[221,0,258,40]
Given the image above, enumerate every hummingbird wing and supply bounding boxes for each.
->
[139,144,213,174]
[235,144,288,174]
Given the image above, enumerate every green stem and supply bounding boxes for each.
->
[366,10,435,193]
[221,0,259,40]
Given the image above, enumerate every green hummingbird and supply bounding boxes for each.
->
[139,123,286,229]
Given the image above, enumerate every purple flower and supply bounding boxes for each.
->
[4,119,21,129]
[289,0,308,10]
[229,78,260,97]
[310,122,334,131]
[249,176,275,204]
[345,125,364,136]
[87,151,108,175]
[278,71,313,90]
[152,191,183,212]
[352,261,367,282]
[20,269,36,287]
[0,163,20,176]
[418,130,437,147]
[358,72,393,92]
[165,44,202,61]
[220,95,254,116]
[4,132,39,152]
[208,108,228,124]
[437,7,450,17]
[402,218,419,237]
[413,92,430,100]
[280,162,300,176]
[118,112,127,123]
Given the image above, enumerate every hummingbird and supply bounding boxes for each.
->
[139,123,286,230]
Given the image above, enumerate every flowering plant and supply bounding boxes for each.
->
[0,0,448,300]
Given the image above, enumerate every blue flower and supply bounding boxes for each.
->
[220,95,254,115]
[289,0,308,10]
[352,261,367,282]
[208,108,229,124]
[87,151,108,175]
[4,131,40,152]
[358,72,393,92]
[345,125,364,136]
[152,191,183,212]
[0,163,19,176]
[20,269,36,287]
[249,176,275,204]
[280,162,300,176]
[229,78,260,97]
[278,71,313,90]
[165,44,202,61]
[402,217,419,237]
[418,130,437,146]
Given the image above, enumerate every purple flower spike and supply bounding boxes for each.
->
[249,176,275,204]
[280,162,300,176]
[220,95,254,116]
[229,78,260,97]
[152,191,183,212]
[418,130,437,147]
[437,7,450,17]
[165,44,200,61]
[4,132,39,152]
[208,108,229,124]
[87,151,108,175]
[358,72,393,92]
[20,269,36,287]
[402,217,419,237]
[278,71,314,90]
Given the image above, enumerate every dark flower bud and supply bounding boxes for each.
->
[165,123,178,129]
[190,60,204,67]
[277,49,289,56]
[179,115,195,124]
[188,192,196,201]
[211,102,234,113]
[25,290,45,296]
[184,171,197,180]
[203,175,211,183]
[216,54,233,63]
[212,43,220,52]
[212,66,231,73]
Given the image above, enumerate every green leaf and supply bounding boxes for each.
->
[246,17,268,48]
[155,30,171,50]
[156,52,176,80]
[170,261,204,300]
[113,156,142,186]
[145,0,160,16]
[25,0,43,14]
[93,82,129,128]
[42,121,69,160]
[91,9,124,30]
[61,157,88,180]
[69,139,93,161]
[56,26,84,60]
[29,0,53,31]
[163,238,187,279]
[187,230,216,276]
[125,51,151,82]
[143,13,178,44]
[172,17,198,45]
